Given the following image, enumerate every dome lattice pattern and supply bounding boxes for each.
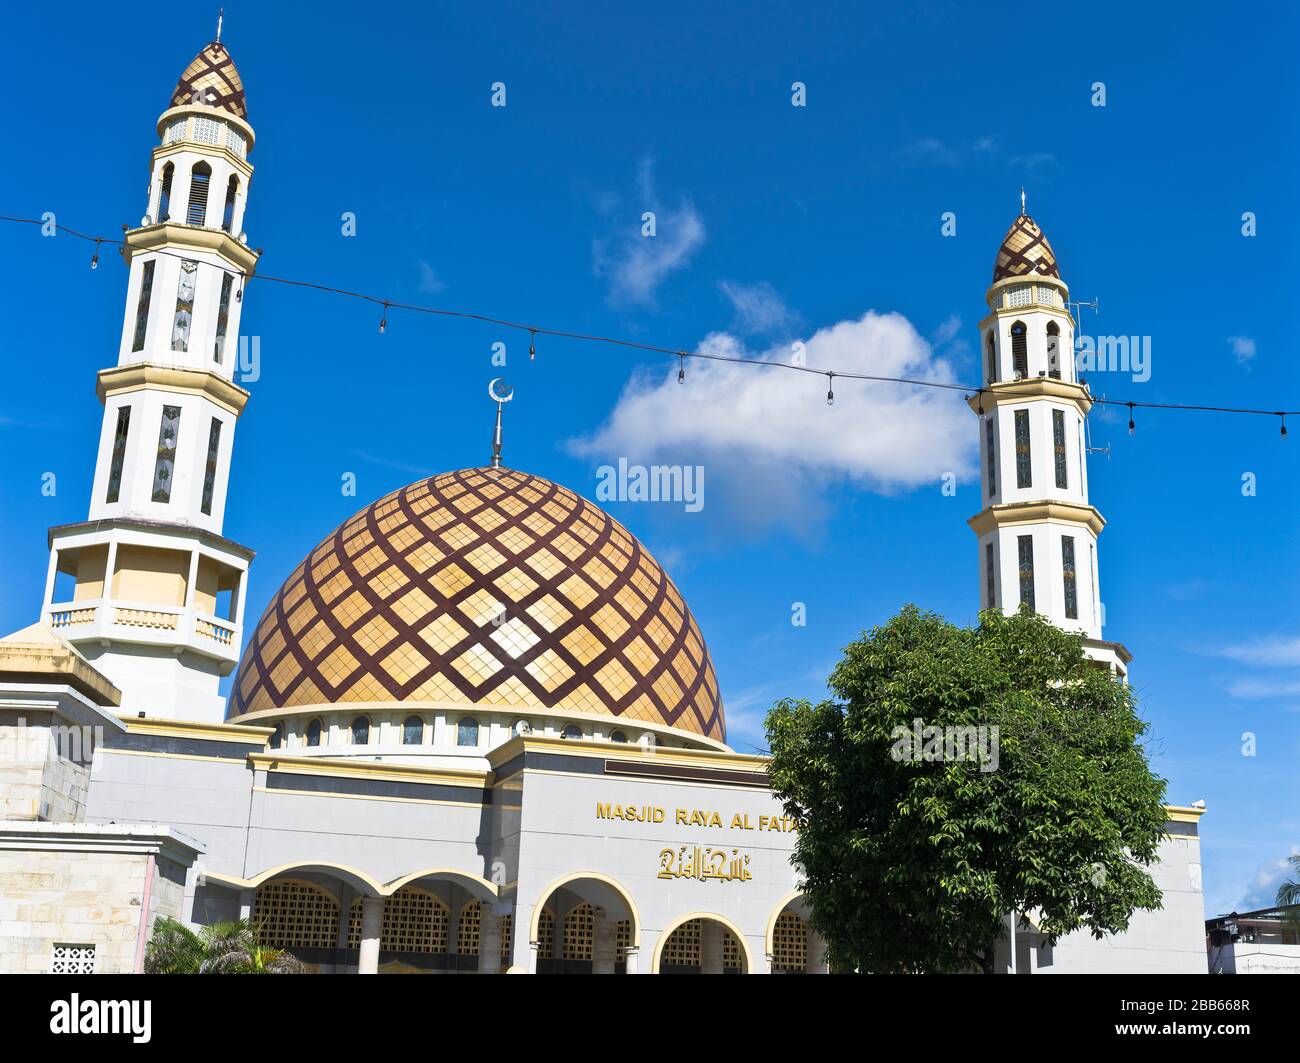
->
[992,214,1060,283]
[230,468,725,742]
[171,42,247,118]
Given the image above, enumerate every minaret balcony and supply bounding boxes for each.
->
[43,596,242,667]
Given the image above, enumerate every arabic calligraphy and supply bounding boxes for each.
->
[658,845,753,883]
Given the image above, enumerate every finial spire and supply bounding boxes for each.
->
[487,378,514,469]
[216,8,224,43]
[1020,187,1026,216]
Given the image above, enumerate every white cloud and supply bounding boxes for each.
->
[1218,635,1300,667]
[1227,677,1300,699]
[1228,335,1256,365]
[1235,847,1300,911]
[568,311,975,532]
[718,281,797,336]
[592,160,705,307]
[416,260,445,294]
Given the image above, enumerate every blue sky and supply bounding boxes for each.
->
[0,1,1296,917]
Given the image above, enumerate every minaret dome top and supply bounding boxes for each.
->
[992,212,1060,285]
[170,40,247,119]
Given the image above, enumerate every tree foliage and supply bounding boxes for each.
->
[765,605,1169,973]
[144,917,306,974]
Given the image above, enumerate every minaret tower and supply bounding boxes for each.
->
[40,30,261,720]
[968,199,1130,678]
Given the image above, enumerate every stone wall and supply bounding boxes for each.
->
[0,712,95,823]
[0,826,198,974]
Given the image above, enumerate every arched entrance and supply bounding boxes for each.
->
[242,865,501,973]
[653,914,752,974]
[530,873,639,974]
[765,893,827,974]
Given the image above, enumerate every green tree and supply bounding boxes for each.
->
[144,917,306,974]
[766,605,1169,973]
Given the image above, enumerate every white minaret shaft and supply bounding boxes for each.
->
[41,37,260,721]
[968,209,1130,678]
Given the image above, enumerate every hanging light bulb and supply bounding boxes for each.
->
[976,390,985,418]
[528,330,536,360]
[1281,414,1288,439]
[1127,402,1136,435]
[235,274,244,302]
[677,353,685,384]
[826,373,835,406]
[90,239,101,270]
[379,301,388,334]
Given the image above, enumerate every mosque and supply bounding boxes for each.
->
[0,30,1207,974]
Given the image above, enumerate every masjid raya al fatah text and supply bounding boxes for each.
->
[0,31,1208,975]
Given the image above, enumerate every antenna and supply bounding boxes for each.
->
[216,8,224,43]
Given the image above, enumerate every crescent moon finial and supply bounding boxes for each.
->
[488,379,513,469]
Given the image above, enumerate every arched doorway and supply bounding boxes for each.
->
[653,915,751,974]
[765,894,827,974]
[530,873,639,974]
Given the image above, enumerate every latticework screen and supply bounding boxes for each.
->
[563,902,595,962]
[537,908,555,960]
[458,900,481,956]
[253,879,340,949]
[771,910,808,973]
[347,888,449,953]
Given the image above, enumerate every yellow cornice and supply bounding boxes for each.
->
[122,716,272,743]
[968,500,1106,538]
[97,363,249,416]
[486,733,770,774]
[247,752,489,789]
[123,222,260,276]
[1166,805,1207,823]
[965,378,1093,414]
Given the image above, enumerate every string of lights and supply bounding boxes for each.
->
[3,213,1294,437]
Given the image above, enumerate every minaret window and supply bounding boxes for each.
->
[1062,536,1078,620]
[985,331,997,383]
[269,723,283,750]
[222,176,238,233]
[457,717,479,747]
[985,417,997,497]
[1047,322,1062,379]
[350,716,370,745]
[1017,535,1035,612]
[193,117,221,145]
[985,542,996,609]
[1014,409,1032,488]
[105,407,131,504]
[171,260,197,351]
[402,716,424,745]
[151,405,182,503]
[186,162,211,225]
[158,164,173,222]
[214,273,234,363]
[131,260,155,352]
[1006,285,1032,308]
[1052,409,1068,489]
[306,719,322,747]
[1011,322,1028,379]
[200,418,222,515]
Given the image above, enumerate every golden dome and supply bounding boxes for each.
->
[992,213,1060,284]
[171,41,247,119]
[229,467,725,743]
